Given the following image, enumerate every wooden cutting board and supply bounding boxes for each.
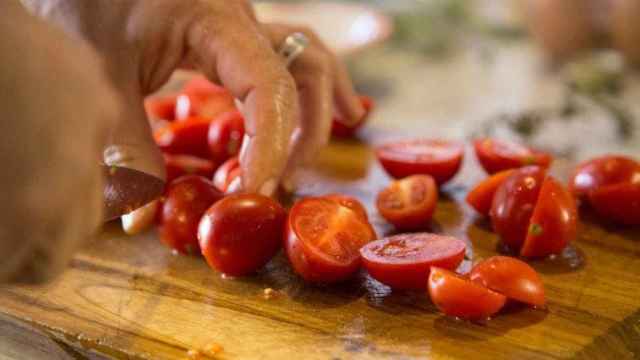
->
[0,135,638,359]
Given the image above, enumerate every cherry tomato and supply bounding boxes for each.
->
[469,256,545,307]
[208,110,245,164]
[213,156,241,193]
[360,233,466,290]
[284,197,377,283]
[179,76,236,120]
[154,117,211,158]
[589,182,640,226]
[331,96,374,138]
[428,267,507,320]
[323,194,369,220]
[164,154,216,183]
[159,175,223,255]
[474,138,552,174]
[145,95,177,120]
[376,175,438,230]
[490,166,546,251]
[521,176,577,257]
[466,169,516,216]
[198,194,286,276]
[568,155,640,199]
[376,139,464,185]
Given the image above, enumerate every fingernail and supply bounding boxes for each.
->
[259,178,278,197]
[226,177,243,194]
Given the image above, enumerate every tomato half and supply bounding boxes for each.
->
[589,182,640,225]
[490,166,546,251]
[213,156,241,193]
[360,233,466,290]
[474,138,552,174]
[376,175,438,230]
[208,110,245,164]
[466,169,516,216]
[159,175,223,254]
[568,155,640,199]
[331,95,374,138]
[376,139,465,185]
[521,176,577,258]
[323,194,369,220]
[198,194,286,276]
[164,154,216,183]
[284,197,377,283]
[154,117,211,158]
[145,95,177,120]
[469,256,545,307]
[428,267,507,320]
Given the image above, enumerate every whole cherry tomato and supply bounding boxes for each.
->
[474,138,552,174]
[428,267,507,320]
[376,175,438,230]
[323,194,369,220]
[154,117,211,158]
[470,256,545,307]
[376,139,465,185]
[360,233,466,290]
[164,154,216,183]
[466,169,516,216]
[208,110,245,164]
[198,194,286,276]
[589,182,640,226]
[284,197,377,283]
[213,156,241,193]
[568,155,640,199]
[145,95,177,120]
[331,96,374,138]
[159,175,223,255]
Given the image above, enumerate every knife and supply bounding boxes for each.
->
[102,165,165,222]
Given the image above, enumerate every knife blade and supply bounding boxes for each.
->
[102,165,165,222]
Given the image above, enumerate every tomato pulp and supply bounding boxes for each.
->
[323,194,369,221]
[377,175,439,230]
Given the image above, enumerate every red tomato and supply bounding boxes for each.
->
[490,166,546,251]
[376,175,438,230]
[208,110,245,164]
[568,155,640,199]
[474,138,553,174]
[589,182,640,225]
[198,194,286,276]
[179,76,236,120]
[213,156,241,193]
[164,154,216,183]
[521,176,578,258]
[376,139,465,185]
[469,256,545,307]
[466,169,516,216]
[428,267,507,320]
[284,197,377,283]
[154,117,211,158]
[145,95,177,120]
[331,96,374,138]
[323,194,369,220]
[360,233,466,290]
[159,175,223,254]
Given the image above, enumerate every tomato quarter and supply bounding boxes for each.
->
[154,117,211,158]
[466,169,516,216]
[164,154,216,183]
[331,95,374,138]
[376,175,438,230]
[474,138,552,174]
[323,194,369,220]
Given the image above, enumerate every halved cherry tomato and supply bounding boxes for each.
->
[470,256,545,307]
[323,194,369,220]
[164,154,216,183]
[284,197,377,283]
[179,76,236,120]
[490,166,546,251]
[208,110,245,164]
[376,175,438,230]
[154,117,211,158]
[213,156,241,193]
[198,194,286,276]
[159,175,223,255]
[466,169,516,216]
[521,176,577,258]
[589,182,640,225]
[428,267,507,320]
[360,233,466,290]
[145,95,177,120]
[474,138,552,174]
[376,139,464,185]
[331,96,374,138]
[568,155,640,199]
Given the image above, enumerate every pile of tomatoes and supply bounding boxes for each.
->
[144,75,639,322]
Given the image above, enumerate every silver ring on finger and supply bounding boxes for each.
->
[278,32,309,68]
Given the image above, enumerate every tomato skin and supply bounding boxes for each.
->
[159,175,224,255]
[474,138,552,174]
[521,177,578,257]
[198,194,286,276]
[154,117,212,158]
[589,183,640,225]
[490,166,546,251]
[466,169,516,216]
[568,155,640,199]
[331,96,374,138]
[213,156,241,193]
[469,256,545,307]
[376,175,438,230]
[323,194,369,220]
[360,233,466,290]
[207,110,245,164]
[180,76,236,120]
[428,267,507,320]
[376,139,465,185]
[145,95,177,120]
[164,154,216,183]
